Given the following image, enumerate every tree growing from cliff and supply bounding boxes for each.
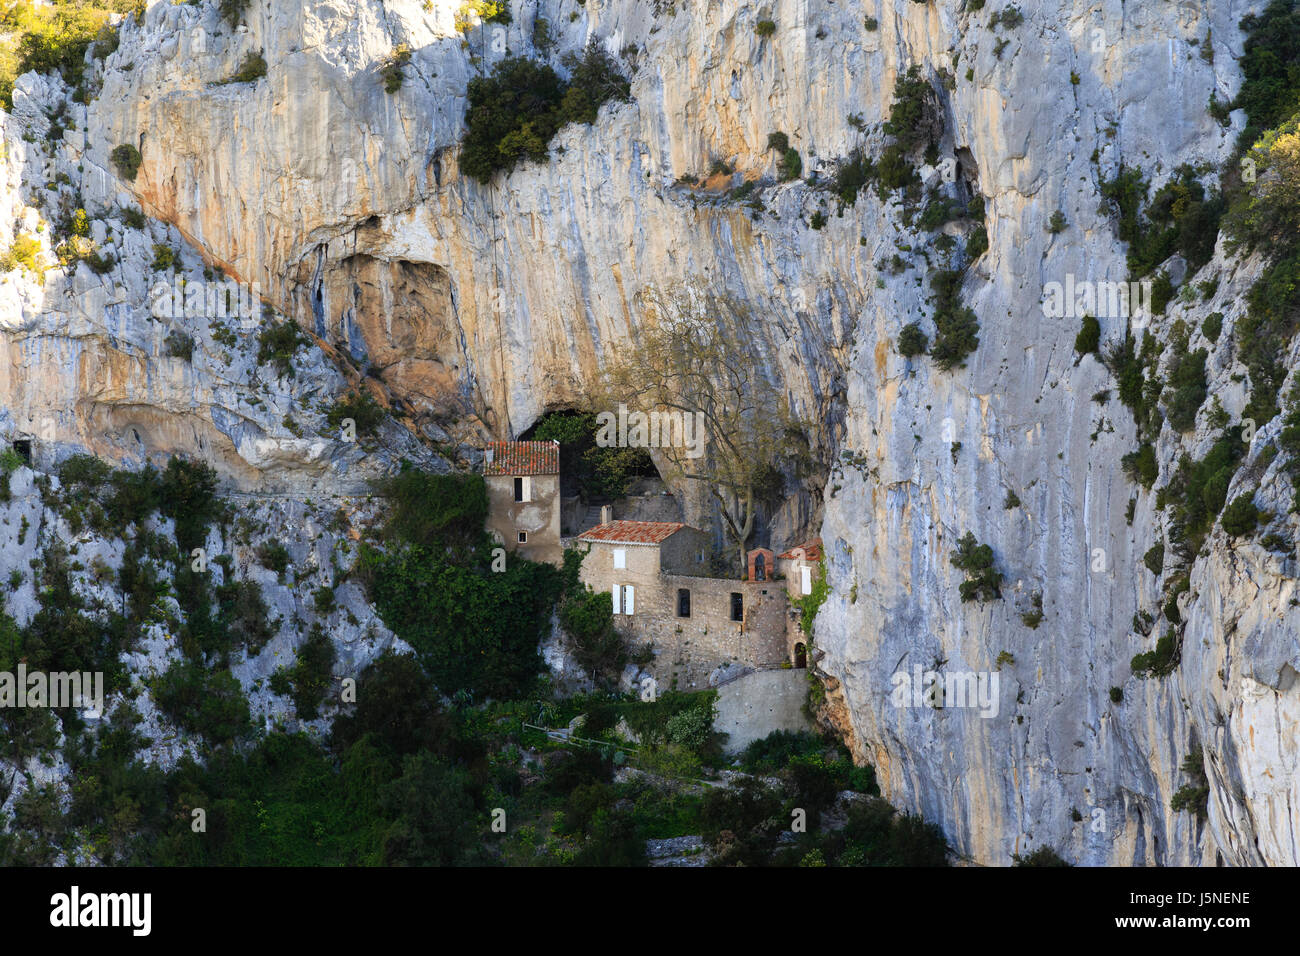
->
[595,288,808,578]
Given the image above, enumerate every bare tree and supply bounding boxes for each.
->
[595,287,804,576]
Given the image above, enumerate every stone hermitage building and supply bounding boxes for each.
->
[483,442,820,689]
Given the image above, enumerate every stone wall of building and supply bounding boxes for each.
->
[485,472,562,565]
[578,536,788,690]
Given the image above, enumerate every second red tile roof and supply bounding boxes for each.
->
[577,520,690,545]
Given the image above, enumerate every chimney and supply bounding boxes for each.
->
[600,505,612,525]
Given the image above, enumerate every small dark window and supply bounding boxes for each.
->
[730,592,744,622]
[12,439,30,465]
[518,531,527,543]
[513,477,524,502]
[677,588,691,618]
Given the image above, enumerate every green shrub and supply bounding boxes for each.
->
[949,531,1002,602]
[257,540,291,579]
[1162,428,1247,557]
[1131,630,1179,678]
[110,143,143,182]
[832,150,875,207]
[219,0,250,28]
[755,19,776,37]
[1201,311,1223,343]
[1109,686,1123,703]
[1232,1,1300,149]
[1101,164,1223,278]
[1143,542,1165,575]
[558,586,626,688]
[150,244,175,271]
[380,44,411,93]
[459,46,629,183]
[1164,346,1208,432]
[810,211,827,229]
[256,320,310,378]
[164,330,194,362]
[1073,314,1101,355]
[897,321,929,357]
[159,456,220,554]
[929,269,980,370]
[1220,493,1260,537]
[990,6,1024,29]
[777,147,802,181]
[1121,443,1158,488]
[1046,210,1068,233]
[272,624,336,719]
[1012,846,1069,867]
[766,131,789,152]
[876,143,916,193]
[883,66,940,155]
[326,389,386,438]
[220,50,267,85]
[152,659,251,744]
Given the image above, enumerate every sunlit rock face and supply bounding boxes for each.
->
[1,0,1294,864]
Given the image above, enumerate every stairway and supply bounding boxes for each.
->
[580,505,605,532]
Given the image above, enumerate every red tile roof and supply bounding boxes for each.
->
[778,538,823,561]
[484,440,560,476]
[577,520,688,545]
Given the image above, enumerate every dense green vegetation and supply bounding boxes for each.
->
[928,269,980,371]
[529,409,655,499]
[0,0,143,110]
[255,319,310,378]
[356,467,563,700]
[460,45,630,183]
[949,531,1003,602]
[1100,164,1223,280]
[1157,426,1248,559]
[0,445,943,866]
[325,388,386,439]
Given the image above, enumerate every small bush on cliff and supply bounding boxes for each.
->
[380,44,411,93]
[897,322,928,357]
[220,0,251,28]
[1073,314,1101,356]
[256,319,310,378]
[928,269,980,371]
[949,531,1002,602]
[219,50,267,85]
[1131,630,1179,679]
[269,623,337,719]
[1012,846,1070,866]
[459,45,629,183]
[1220,493,1261,538]
[326,389,386,439]
[111,144,142,181]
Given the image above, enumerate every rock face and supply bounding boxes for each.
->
[1,0,1297,865]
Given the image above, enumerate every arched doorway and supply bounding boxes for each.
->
[754,552,766,581]
[794,643,806,668]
